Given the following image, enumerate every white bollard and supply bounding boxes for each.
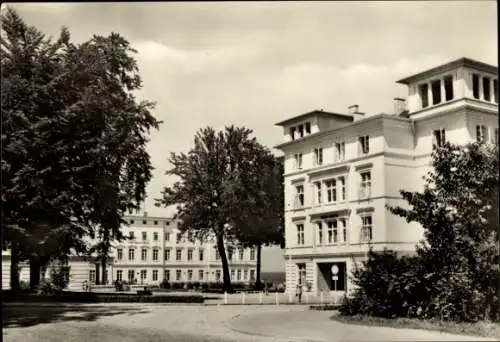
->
[320,290,324,305]
[224,291,228,305]
[275,291,279,306]
[259,291,263,304]
[242,292,246,305]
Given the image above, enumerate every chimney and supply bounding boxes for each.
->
[348,104,359,115]
[393,98,406,115]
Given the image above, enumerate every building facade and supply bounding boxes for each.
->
[275,57,498,296]
[2,214,257,290]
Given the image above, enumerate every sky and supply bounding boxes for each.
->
[3,1,497,272]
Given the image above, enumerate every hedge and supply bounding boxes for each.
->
[2,291,204,303]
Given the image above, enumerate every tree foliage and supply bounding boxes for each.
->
[342,142,499,322]
[1,8,160,289]
[156,126,283,291]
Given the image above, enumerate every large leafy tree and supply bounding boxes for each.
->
[388,142,499,321]
[156,126,273,292]
[1,8,160,289]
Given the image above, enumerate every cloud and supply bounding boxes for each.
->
[3,2,73,14]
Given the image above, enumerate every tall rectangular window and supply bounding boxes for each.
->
[153,270,158,281]
[117,249,123,261]
[199,249,204,261]
[153,249,159,261]
[215,247,220,260]
[165,233,170,241]
[339,176,346,201]
[153,232,158,241]
[472,74,480,99]
[187,249,193,261]
[89,270,96,283]
[199,270,204,281]
[238,249,244,260]
[128,270,134,282]
[141,248,147,261]
[476,125,488,143]
[316,222,323,244]
[444,75,454,101]
[296,224,305,245]
[340,218,347,244]
[142,231,147,241]
[187,270,193,281]
[140,270,147,281]
[419,83,429,108]
[483,77,491,101]
[176,233,182,243]
[359,136,369,154]
[335,142,345,161]
[361,215,373,242]
[305,122,311,134]
[237,269,242,281]
[314,182,322,205]
[494,79,498,103]
[228,249,233,261]
[298,125,304,138]
[230,269,235,280]
[116,270,123,281]
[164,249,171,261]
[290,127,296,140]
[432,129,446,149]
[176,270,181,281]
[431,79,441,105]
[295,185,304,208]
[314,147,323,166]
[176,249,182,261]
[128,248,135,261]
[250,248,255,260]
[250,270,255,281]
[165,270,170,281]
[294,153,303,169]
[325,179,336,203]
[360,171,372,199]
[327,220,337,244]
[129,231,135,239]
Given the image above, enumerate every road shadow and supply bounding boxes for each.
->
[2,305,151,328]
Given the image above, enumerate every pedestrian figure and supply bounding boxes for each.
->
[296,282,303,303]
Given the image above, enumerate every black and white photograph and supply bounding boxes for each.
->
[1,1,498,341]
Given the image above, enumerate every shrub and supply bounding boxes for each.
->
[19,281,30,291]
[160,280,171,289]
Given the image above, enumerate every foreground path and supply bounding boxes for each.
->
[3,304,495,342]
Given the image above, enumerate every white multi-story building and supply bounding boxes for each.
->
[275,57,498,296]
[2,214,257,290]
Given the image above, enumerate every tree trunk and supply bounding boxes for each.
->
[10,245,20,292]
[216,231,232,292]
[254,243,263,290]
[29,256,41,291]
[101,256,107,285]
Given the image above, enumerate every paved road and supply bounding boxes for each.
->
[3,304,495,342]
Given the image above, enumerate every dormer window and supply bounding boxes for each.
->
[472,74,480,99]
[290,127,296,140]
[483,77,491,102]
[431,80,441,105]
[419,84,429,108]
[444,76,454,101]
[305,122,311,134]
[298,125,304,138]
[358,136,370,155]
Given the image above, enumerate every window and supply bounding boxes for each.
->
[216,270,221,281]
[361,215,373,242]
[335,142,345,161]
[141,248,147,261]
[176,249,182,261]
[314,182,322,205]
[238,249,244,260]
[494,79,498,103]
[228,249,233,261]
[129,231,135,239]
[325,179,336,203]
[130,219,135,224]
[154,220,158,225]
[444,75,454,101]
[128,270,134,282]
[187,249,193,261]
[476,125,488,143]
[237,269,242,281]
[298,125,304,138]
[164,249,171,261]
[187,231,194,243]
[128,248,135,261]
[295,185,304,208]
[142,220,147,224]
[176,233,182,243]
[327,220,338,244]
[165,233,170,241]
[199,270,204,281]
[314,147,323,166]
[360,171,372,199]
[215,247,220,260]
[116,270,123,281]
[483,77,491,101]
[432,129,446,149]
[89,270,96,283]
[165,270,170,281]
[250,248,255,261]
[472,74,480,99]
[494,128,499,145]
[359,136,369,154]
[305,122,311,134]
[153,232,158,241]
[340,218,347,244]
[250,270,255,281]
[166,221,170,226]
[339,176,346,201]
[187,269,193,281]
[142,231,147,241]
[153,270,158,281]
[230,269,235,280]
[243,269,248,280]
[176,270,181,281]
[153,249,159,261]
[199,249,204,261]
[297,224,305,245]
[290,127,296,140]
[294,153,303,169]
[316,222,323,244]
[140,270,147,281]
[431,79,441,105]
[117,249,123,261]
[419,83,429,108]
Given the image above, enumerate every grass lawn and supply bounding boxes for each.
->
[3,323,238,342]
[331,314,500,338]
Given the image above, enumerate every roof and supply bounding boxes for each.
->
[397,57,498,85]
[274,109,353,126]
